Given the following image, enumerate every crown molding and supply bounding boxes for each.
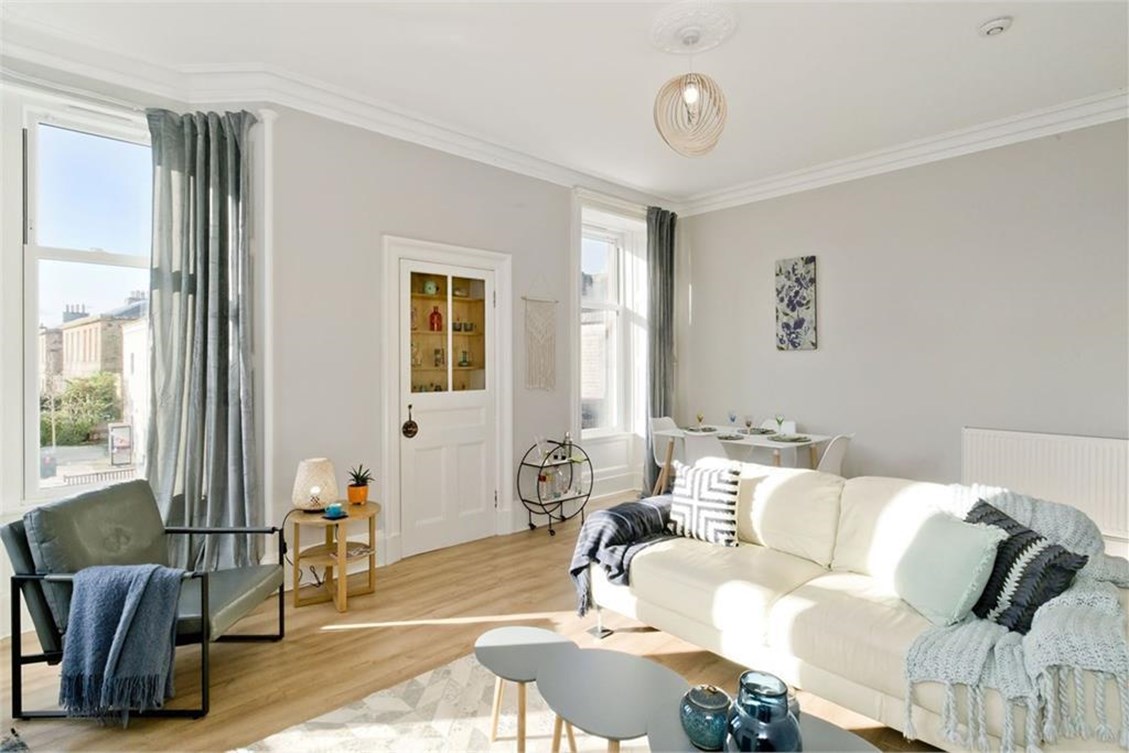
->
[679,89,1129,216]
[0,19,675,210]
[2,18,1124,218]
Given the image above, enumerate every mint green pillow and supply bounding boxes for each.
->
[893,512,1006,626]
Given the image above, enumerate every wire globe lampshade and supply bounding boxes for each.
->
[653,71,727,157]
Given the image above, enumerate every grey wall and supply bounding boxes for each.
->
[678,121,1128,482]
[268,107,574,536]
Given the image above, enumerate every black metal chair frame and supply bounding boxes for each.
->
[9,526,285,720]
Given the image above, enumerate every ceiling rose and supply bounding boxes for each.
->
[650,2,738,55]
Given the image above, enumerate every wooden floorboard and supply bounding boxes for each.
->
[1,509,935,752]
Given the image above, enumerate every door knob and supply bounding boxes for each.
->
[402,404,419,439]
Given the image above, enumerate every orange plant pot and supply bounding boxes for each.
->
[347,485,369,504]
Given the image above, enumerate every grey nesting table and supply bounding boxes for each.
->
[474,626,580,753]
[537,647,690,753]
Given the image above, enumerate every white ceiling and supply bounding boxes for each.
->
[2,2,1126,204]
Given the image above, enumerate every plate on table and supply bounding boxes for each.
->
[769,434,811,443]
[740,427,774,435]
[717,433,744,441]
[682,426,718,433]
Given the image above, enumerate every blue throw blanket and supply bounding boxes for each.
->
[569,495,675,616]
[60,564,184,722]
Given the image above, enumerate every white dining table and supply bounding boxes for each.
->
[653,425,832,468]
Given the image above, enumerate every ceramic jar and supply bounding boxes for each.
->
[680,684,731,751]
[726,670,802,752]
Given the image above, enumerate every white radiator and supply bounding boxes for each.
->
[962,428,1129,546]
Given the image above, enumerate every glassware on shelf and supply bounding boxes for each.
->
[429,306,443,332]
[410,307,418,331]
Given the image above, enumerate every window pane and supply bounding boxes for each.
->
[581,236,617,304]
[580,308,617,431]
[36,124,152,256]
[37,260,149,490]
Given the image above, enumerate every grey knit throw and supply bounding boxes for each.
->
[903,485,1129,753]
[60,564,184,723]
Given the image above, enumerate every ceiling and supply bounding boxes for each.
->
[2,2,1126,205]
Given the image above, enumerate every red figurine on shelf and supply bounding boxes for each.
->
[428,306,443,332]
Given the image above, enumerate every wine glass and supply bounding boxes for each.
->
[744,415,754,434]
[774,414,785,433]
[696,411,705,430]
[727,410,738,428]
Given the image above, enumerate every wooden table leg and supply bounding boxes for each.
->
[607,739,620,753]
[809,444,819,469]
[517,681,527,753]
[291,522,300,607]
[566,721,577,753]
[367,514,377,591]
[489,677,504,742]
[551,714,563,753]
[335,522,348,612]
[773,449,782,467]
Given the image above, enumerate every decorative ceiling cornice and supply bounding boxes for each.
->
[2,19,1125,218]
[678,89,1129,216]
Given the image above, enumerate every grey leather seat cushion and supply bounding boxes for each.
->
[23,480,168,630]
[178,565,284,639]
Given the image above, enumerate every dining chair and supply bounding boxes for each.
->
[760,418,797,434]
[649,416,679,495]
[683,432,727,466]
[816,434,854,476]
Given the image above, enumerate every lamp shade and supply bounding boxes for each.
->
[653,71,727,157]
[292,458,338,510]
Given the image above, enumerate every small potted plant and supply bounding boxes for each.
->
[347,464,374,504]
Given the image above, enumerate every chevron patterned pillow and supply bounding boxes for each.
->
[669,460,741,547]
[966,499,1088,634]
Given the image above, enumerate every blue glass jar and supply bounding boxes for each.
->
[680,684,732,751]
[727,670,802,752]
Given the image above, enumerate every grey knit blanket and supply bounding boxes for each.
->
[60,564,184,722]
[903,485,1129,752]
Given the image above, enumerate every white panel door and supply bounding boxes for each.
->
[400,260,496,557]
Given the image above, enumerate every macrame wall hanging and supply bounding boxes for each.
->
[523,296,557,391]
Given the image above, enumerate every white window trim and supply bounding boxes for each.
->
[11,95,151,508]
[577,207,647,443]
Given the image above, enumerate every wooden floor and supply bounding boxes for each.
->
[1,512,935,752]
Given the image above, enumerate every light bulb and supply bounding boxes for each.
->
[682,81,700,106]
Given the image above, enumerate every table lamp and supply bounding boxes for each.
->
[292,458,338,511]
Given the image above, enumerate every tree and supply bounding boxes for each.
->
[40,372,122,446]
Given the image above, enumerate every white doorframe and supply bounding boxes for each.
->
[380,236,513,566]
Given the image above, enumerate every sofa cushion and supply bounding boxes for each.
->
[738,465,844,567]
[893,512,1006,626]
[767,571,931,698]
[670,460,740,547]
[630,537,825,639]
[832,476,954,586]
[23,480,169,630]
[966,500,1089,634]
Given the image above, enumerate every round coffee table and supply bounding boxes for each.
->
[537,648,689,753]
[474,626,579,753]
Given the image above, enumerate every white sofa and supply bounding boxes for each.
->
[589,462,1127,752]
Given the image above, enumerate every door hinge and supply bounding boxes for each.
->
[494,491,498,509]
[492,290,496,308]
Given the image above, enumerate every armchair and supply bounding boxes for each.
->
[2,479,285,719]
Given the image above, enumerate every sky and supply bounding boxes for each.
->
[36,124,151,328]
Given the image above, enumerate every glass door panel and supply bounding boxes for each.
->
[410,271,449,393]
[450,275,487,392]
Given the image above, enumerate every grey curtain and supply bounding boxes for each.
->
[645,206,677,494]
[145,109,259,570]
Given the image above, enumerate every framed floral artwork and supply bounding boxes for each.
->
[775,256,817,350]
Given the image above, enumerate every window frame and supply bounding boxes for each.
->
[579,225,627,438]
[20,103,152,504]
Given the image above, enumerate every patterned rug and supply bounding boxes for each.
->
[235,653,648,752]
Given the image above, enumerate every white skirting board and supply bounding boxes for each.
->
[962,427,1128,555]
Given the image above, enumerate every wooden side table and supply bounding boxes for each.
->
[292,501,380,612]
